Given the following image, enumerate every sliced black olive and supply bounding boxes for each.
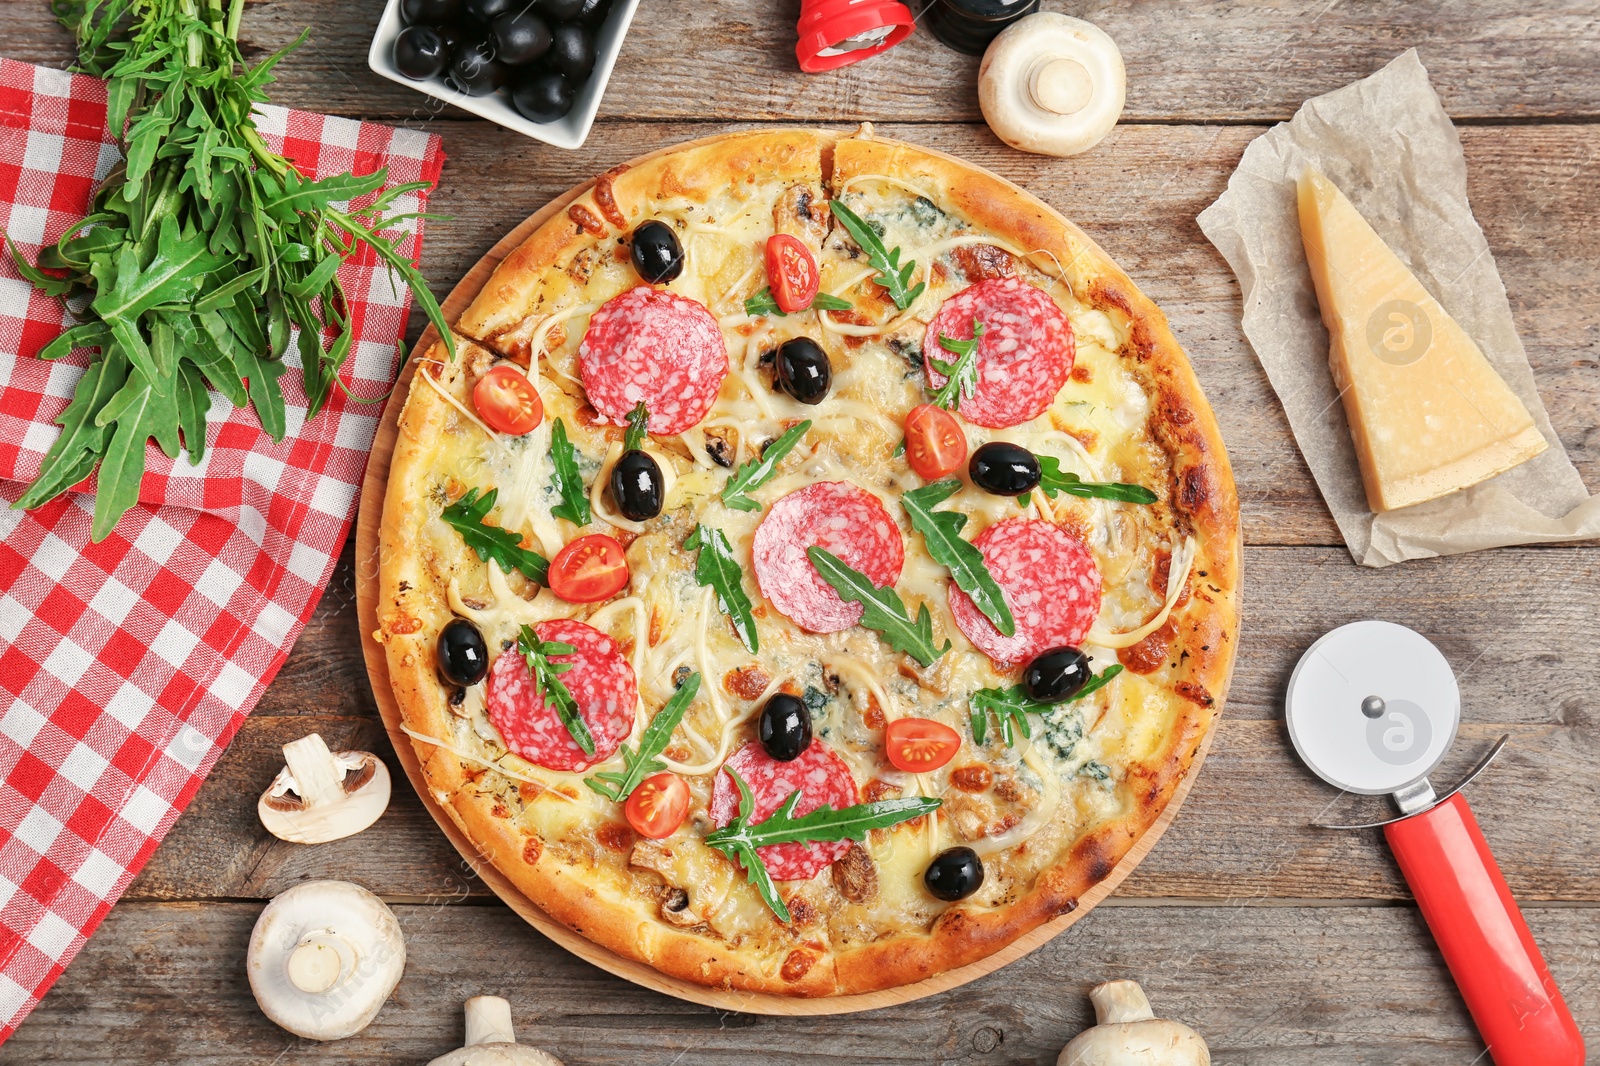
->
[924,846,985,901]
[547,22,595,80]
[538,0,586,19]
[490,11,552,65]
[438,618,489,687]
[969,441,1040,496]
[394,25,450,81]
[774,337,831,405]
[630,220,684,284]
[758,693,812,762]
[463,0,514,23]
[610,449,664,521]
[400,0,460,23]
[446,35,508,95]
[510,70,574,121]
[1023,646,1092,703]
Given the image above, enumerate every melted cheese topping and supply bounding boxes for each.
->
[404,166,1201,957]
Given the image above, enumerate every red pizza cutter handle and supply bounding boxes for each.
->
[1384,792,1585,1066]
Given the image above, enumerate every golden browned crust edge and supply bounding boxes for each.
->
[377,128,1242,999]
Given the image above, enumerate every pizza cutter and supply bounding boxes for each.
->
[1285,621,1585,1066]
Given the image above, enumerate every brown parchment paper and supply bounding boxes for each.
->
[1197,49,1600,567]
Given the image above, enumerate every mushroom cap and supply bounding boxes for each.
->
[247,880,405,1041]
[1058,980,1210,1066]
[978,13,1126,158]
[258,734,391,844]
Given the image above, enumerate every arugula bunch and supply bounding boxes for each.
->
[517,624,593,756]
[970,665,1124,747]
[706,769,940,921]
[586,671,700,802]
[8,0,450,540]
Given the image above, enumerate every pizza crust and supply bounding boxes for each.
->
[378,127,1240,998]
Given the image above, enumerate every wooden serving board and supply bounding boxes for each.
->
[353,128,1222,1015]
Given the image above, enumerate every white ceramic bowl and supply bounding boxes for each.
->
[367,0,641,150]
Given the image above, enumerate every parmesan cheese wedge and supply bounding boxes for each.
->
[1296,167,1546,512]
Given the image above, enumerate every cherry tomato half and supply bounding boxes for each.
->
[885,717,962,773]
[625,772,690,839]
[473,365,544,435]
[547,534,630,602]
[904,403,967,481]
[765,233,820,314]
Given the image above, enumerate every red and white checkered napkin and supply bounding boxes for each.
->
[0,57,443,1039]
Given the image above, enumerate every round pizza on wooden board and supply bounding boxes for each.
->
[368,127,1240,1000]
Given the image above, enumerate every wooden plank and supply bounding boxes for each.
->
[5,900,1594,1064]
[5,1,1597,122]
[385,121,1599,547]
[125,712,1600,905]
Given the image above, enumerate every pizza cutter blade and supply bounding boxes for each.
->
[1285,621,1584,1066]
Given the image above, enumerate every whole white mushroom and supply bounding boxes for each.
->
[979,13,1126,158]
[1058,980,1210,1066]
[426,996,565,1066]
[247,880,405,1041]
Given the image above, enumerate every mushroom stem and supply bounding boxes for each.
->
[464,996,517,1046]
[282,734,348,808]
[286,932,356,994]
[1089,979,1155,1025]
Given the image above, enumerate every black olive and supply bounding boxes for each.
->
[1024,646,1093,703]
[437,619,489,687]
[394,25,450,81]
[924,847,985,901]
[537,0,586,19]
[969,441,1040,496]
[774,337,832,405]
[547,23,595,80]
[400,0,460,23]
[490,12,552,65]
[510,70,574,122]
[610,449,664,521]
[446,35,508,96]
[630,220,684,284]
[577,0,611,24]
[463,0,514,23]
[436,22,461,52]
[758,693,812,762]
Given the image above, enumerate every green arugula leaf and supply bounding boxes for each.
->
[548,418,591,526]
[969,665,1124,747]
[928,319,985,411]
[7,236,74,297]
[14,354,128,511]
[90,364,181,542]
[586,672,701,802]
[441,487,551,586]
[622,401,649,454]
[743,287,854,318]
[685,525,759,653]
[900,479,1014,636]
[1035,456,1159,504]
[721,420,810,512]
[806,547,950,667]
[705,769,941,921]
[517,625,594,757]
[828,201,925,311]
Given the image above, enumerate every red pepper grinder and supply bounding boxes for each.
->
[796,0,916,72]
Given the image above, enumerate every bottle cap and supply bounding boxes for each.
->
[796,0,916,73]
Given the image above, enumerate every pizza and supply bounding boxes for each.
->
[375,127,1240,997]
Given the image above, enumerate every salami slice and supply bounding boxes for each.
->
[485,619,637,772]
[922,277,1074,429]
[709,740,859,881]
[948,518,1101,665]
[578,286,730,435]
[752,481,904,633]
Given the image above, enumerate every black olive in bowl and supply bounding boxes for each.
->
[447,36,509,96]
[463,0,515,24]
[394,25,451,81]
[511,70,574,122]
[548,23,595,80]
[577,0,611,23]
[491,11,552,65]
[538,0,586,19]
[400,0,461,24]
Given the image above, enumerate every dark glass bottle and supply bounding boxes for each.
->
[927,0,1040,55]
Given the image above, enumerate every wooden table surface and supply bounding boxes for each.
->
[3,2,1597,1063]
